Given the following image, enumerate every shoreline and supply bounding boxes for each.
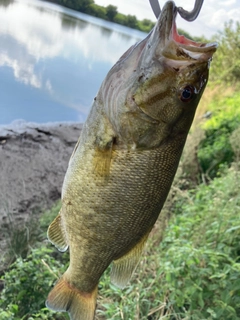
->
[0,120,82,232]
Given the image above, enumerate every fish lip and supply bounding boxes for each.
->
[148,1,217,61]
[171,21,218,57]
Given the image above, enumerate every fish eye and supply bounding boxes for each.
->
[180,85,195,102]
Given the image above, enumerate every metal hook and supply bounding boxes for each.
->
[178,0,204,22]
[149,0,161,19]
[149,0,204,21]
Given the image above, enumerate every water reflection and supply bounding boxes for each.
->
[0,0,146,124]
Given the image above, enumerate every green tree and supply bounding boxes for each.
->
[126,14,138,29]
[138,18,155,33]
[141,18,154,29]
[78,0,94,13]
[113,12,127,26]
[59,0,94,13]
[89,3,106,19]
[106,5,118,22]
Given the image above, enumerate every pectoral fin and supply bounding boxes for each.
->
[70,137,81,160]
[111,233,149,288]
[93,136,115,179]
[47,212,68,252]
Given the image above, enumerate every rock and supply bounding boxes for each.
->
[0,120,82,229]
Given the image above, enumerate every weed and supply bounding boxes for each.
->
[1,210,43,269]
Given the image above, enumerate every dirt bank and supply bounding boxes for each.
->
[0,120,82,233]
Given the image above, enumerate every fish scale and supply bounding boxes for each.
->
[46,1,217,319]
[62,144,182,283]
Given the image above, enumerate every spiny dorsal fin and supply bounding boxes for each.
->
[47,212,68,252]
[111,233,149,288]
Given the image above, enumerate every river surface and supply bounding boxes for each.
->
[0,0,146,125]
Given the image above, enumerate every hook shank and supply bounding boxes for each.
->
[149,0,161,19]
[149,0,204,22]
[178,0,204,22]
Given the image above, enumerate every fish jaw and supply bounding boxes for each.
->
[98,1,217,149]
[144,1,217,63]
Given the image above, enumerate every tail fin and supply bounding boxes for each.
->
[46,275,98,320]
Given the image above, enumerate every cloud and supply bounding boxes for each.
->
[220,0,236,6]
[45,79,53,93]
[0,0,145,115]
[0,1,143,74]
[0,52,41,88]
[208,7,240,28]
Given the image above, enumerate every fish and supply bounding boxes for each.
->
[45,1,217,319]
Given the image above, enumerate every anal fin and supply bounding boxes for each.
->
[111,233,149,288]
[47,212,68,252]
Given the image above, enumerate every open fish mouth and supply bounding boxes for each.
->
[146,1,217,63]
[100,0,217,135]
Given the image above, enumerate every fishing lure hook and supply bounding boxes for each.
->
[149,0,204,22]
[149,0,161,19]
[178,0,204,21]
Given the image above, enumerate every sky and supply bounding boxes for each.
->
[94,0,240,37]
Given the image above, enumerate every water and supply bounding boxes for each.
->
[0,0,146,125]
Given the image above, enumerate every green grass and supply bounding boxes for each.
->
[197,91,240,180]
[96,166,240,319]
[1,165,240,319]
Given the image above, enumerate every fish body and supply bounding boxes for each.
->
[46,2,217,319]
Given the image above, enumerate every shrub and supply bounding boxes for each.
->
[1,210,44,269]
[0,247,68,319]
[197,92,240,180]
[97,166,240,319]
[210,20,240,85]
[0,304,18,320]
[2,170,240,319]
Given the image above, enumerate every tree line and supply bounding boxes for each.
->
[43,0,156,33]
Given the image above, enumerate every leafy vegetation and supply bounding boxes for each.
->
[1,163,240,319]
[0,248,64,319]
[197,92,240,180]
[1,10,240,320]
[209,20,240,85]
[99,166,240,319]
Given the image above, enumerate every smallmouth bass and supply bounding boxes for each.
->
[46,1,217,319]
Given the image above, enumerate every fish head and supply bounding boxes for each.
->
[100,1,217,148]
